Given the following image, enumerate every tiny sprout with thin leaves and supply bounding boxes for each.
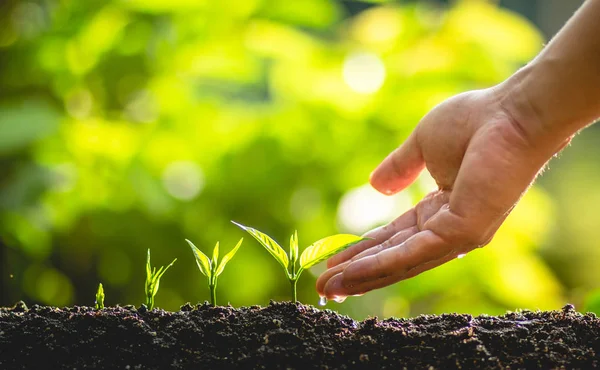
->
[232,221,368,302]
[145,249,177,310]
[186,238,243,306]
[95,283,104,309]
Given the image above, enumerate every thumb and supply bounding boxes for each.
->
[370,132,425,195]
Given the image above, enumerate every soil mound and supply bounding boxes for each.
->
[0,302,597,369]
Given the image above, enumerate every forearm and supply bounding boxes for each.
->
[500,0,600,152]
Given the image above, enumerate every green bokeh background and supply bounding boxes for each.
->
[1,0,599,319]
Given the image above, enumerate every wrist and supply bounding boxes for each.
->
[495,62,577,156]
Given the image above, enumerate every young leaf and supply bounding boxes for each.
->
[289,231,299,266]
[95,283,105,310]
[156,259,177,279]
[145,249,177,310]
[232,221,289,270]
[186,239,212,277]
[150,268,163,296]
[215,237,243,276]
[151,258,177,295]
[146,249,152,280]
[212,242,220,273]
[299,234,368,270]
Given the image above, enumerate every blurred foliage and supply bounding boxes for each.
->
[0,0,586,319]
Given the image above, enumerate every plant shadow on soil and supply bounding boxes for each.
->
[0,301,598,369]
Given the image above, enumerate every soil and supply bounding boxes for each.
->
[0,301,598,369]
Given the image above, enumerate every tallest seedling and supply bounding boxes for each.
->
[233,222,367,302]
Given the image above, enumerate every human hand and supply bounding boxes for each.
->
[316,85,570,301]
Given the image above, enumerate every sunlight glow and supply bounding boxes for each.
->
[337,184,411,234]
[342,52,386,94]
[162,161,204,201]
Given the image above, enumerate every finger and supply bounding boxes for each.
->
[316,262,349,296]
[340,230,452,288]
[326,231,380,269]
[370,132,425,195]
[351,226,419,262]
[323,272,399,299]
[317,226,419,295]
[323,249,460,298]
[326,208,417,268]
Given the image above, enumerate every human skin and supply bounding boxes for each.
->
[317,0,600,300]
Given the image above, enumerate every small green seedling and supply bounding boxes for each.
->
[145,249,177,310]
[232,221,368,302]
[95,283,105,309]
[186,238,243,307]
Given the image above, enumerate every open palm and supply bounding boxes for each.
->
[316,87,568,300]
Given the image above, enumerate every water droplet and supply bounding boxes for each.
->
[333,296,347,304]
[457,253,466,259]
[318,296,327,306]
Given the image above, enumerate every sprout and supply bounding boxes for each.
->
[145,249,177,310]
[95,283,105,309]
[186,238,243,306]
[232,221,367,302]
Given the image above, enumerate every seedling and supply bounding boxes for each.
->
[145,249,177,310]
[232,221,368,302]
[186,238,244,307]
[95,283,104,309]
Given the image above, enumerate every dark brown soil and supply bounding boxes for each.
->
[0,302,598,369]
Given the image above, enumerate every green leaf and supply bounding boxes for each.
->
[216,238,243,276]
[212,242,220,272]
[300,234,368,270]
[289,231,298,266]
[151,270,162,295]
[146,249,152,279]
[186,239,212,277]
[157,258,177,279]
[144,250,176,309]
[151,258,177,295]
[232,221,289,270]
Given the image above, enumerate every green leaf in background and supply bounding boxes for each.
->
[0,99,60,155]
[583,289,600,315]
[300,234,368,270]
[187,239,211,276]
[232,221,289,270]
[0,0,563,318]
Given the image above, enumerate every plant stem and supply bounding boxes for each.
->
[290,278,298,303]
[147,295,154,310]
[209,283,217,307]
[289,261,298,303]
